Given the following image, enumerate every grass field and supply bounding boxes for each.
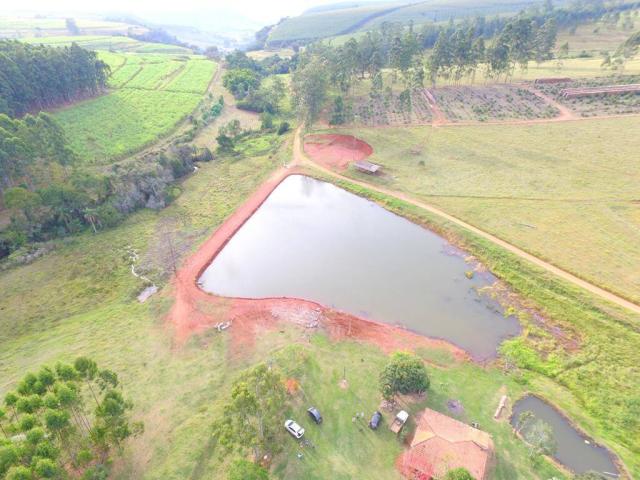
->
[320,118,640,304]
[53,53,216,164]
[556,10,640,55]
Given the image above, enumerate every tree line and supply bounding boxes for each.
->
[0,357,142,479]
[0,40,110,118]
[222,51,294,114]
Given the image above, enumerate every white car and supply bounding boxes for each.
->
[284,419,305,439]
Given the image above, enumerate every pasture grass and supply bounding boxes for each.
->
[320,118,640,303]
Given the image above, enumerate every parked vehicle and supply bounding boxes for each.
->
[390,410,409,434]
[285,419,305,439]
[369,411,382,430]
[307,407,323,424]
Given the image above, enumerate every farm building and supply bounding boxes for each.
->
[397,408,494,480]
[354,160,381,174]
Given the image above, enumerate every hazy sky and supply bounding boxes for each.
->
[2,0,370,25]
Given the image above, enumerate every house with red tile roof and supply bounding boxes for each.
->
[397,408,494,480]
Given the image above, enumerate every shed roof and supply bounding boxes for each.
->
[354,160,381,173]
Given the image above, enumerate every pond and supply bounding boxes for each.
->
[199,175,520,360]
[511,395,619,477]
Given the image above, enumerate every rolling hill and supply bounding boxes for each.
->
[267,0,546,45]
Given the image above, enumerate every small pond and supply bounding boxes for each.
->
[511,395,619,477]
[199,175,520,359]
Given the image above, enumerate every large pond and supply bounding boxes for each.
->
[199,175,520,359]
[511,395,619,477]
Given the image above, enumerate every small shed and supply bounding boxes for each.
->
[354,160,381,174]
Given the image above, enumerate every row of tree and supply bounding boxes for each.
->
[0,357,142,479]
[0,40,110,118]
[428,16,558,84]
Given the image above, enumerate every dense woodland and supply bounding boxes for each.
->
[0,40,110,118]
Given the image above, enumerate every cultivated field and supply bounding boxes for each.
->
[267,0,542,45]
[432,84,558,122]
[534,75,640,116]
[53,53,216,164]
[23,35,193,54]
[0,15,146,38]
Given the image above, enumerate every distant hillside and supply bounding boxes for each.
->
[267,0,545,45]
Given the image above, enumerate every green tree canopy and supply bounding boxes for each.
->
[379,351,429,400]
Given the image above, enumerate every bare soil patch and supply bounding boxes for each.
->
[304,134,373,170]
[534,75,640,117]
[431,84,559,122]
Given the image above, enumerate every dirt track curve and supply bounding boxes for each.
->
[294,129,640,316]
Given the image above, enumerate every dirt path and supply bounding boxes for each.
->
[295,129,640,316]
[423,89,448,126]
[520,83,577,121]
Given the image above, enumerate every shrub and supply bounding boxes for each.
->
[228,459,269,480]
[277,122,290,135]
[444,467,474,480]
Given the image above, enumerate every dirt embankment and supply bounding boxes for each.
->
[304,134,373,171]
[165,135,466,360]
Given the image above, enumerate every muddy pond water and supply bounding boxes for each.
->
[199,175,520,359]
[511,395,619,476]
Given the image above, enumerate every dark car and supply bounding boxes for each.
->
[307,407,322,424]
[369,411,382,430]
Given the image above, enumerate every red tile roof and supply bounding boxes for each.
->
[397,409,494,480]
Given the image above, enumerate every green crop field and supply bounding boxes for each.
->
[319,117,640,304]
[52,52,216,164]
[0,16,142,38]
[164,59,218,93]
[268,0,542,44]
[22,34,193,54]
[55,89,203,163]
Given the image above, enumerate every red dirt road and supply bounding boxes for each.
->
[304,134,373,170]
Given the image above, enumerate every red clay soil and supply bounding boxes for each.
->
[165,150,467,361]
[304,134,373,171]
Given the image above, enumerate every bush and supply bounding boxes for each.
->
[260,112,274,130]
[379,351,429,400]
[444,467,474,480]
[277,122,290,135]
[228,459,269,480]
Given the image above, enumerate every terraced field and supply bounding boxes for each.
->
[22,35,193,54]
[0,16,145,38]
[54,52,216,164]
[268,0,542,44]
